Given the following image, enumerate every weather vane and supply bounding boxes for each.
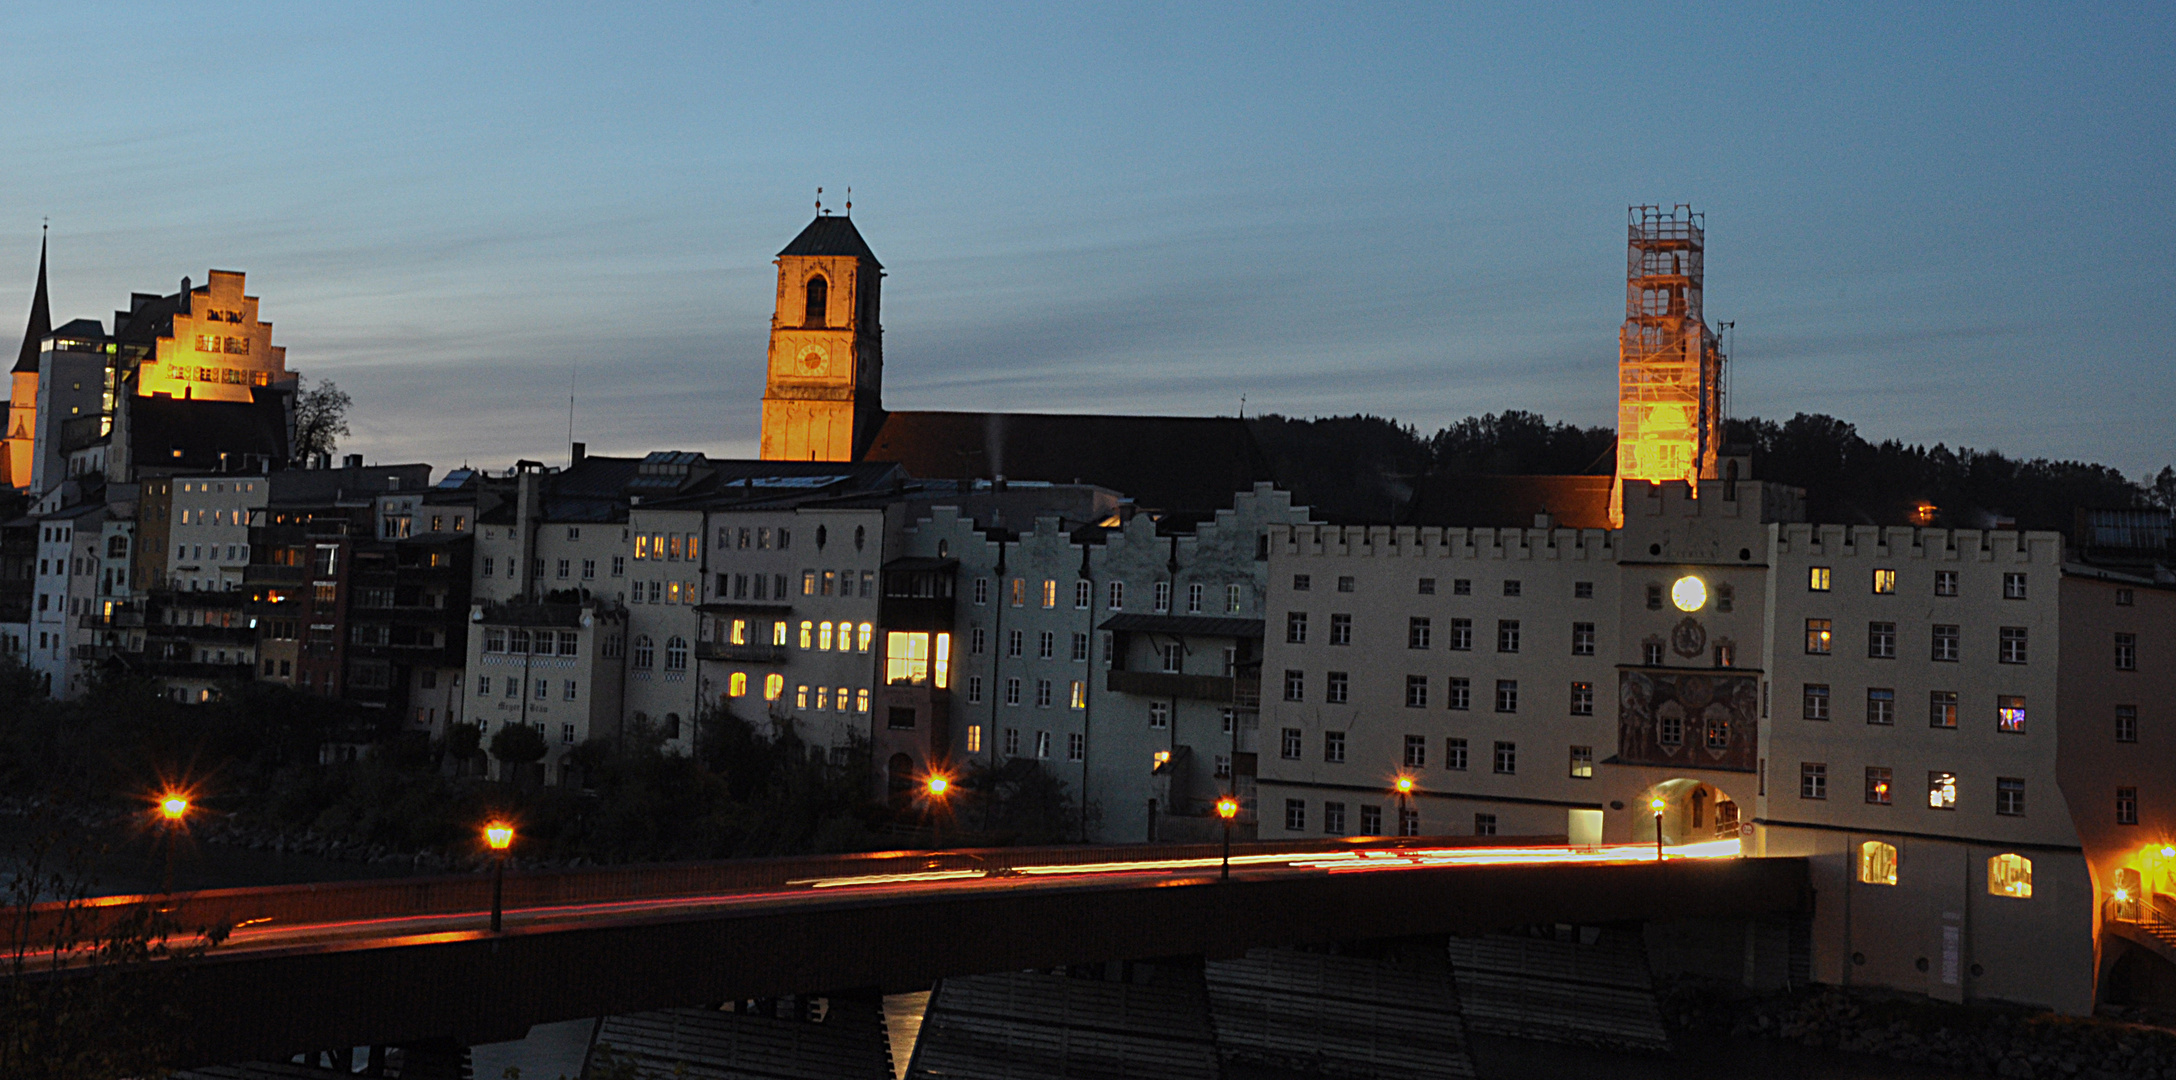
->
[815,186,824,215]
[845,186,852,216]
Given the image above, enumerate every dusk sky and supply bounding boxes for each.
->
[1,4,2169,480]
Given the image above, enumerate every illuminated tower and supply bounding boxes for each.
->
[759,214,884,462]
[5,232,50,489]
[1613,205,1724,525]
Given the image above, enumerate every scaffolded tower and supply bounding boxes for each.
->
[1613,204,1725,525]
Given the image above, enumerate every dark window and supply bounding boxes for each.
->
[887,707,917,730]
[1404,675,1428,708]
[1408,617,1431,649]
[1447,677,1471,711]
[804,276,828,323]
[1324,730,1345,763]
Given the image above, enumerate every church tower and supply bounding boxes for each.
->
[5,232,51,489]
[759,214,884,461]
[1613,204,1724,525]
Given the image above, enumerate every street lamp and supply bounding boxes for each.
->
[1215,795,1240,881]
[154,791,190,894]
[923,773,952,849]
[484,821,514,932]
[1393,775,1416,837]
[1650,796,1667,862]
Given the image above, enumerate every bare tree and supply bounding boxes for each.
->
[291,377,352,461]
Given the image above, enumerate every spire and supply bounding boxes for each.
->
[12,229,49,375]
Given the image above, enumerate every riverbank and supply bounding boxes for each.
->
[1661,977,2176,1079]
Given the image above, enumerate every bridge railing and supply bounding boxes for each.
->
[15,834,1565,945]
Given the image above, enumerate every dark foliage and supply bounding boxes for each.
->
[1727,414,2159,530]
[1251,409,2163,531]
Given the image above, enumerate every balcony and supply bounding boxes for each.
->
[697,641,790,664]
[77,609,147,631]
[1106,670,1237,701]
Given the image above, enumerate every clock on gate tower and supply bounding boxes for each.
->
[759,214,885,461]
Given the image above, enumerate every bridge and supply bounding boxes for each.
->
[19,837,1809,1068]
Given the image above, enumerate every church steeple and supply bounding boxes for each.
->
[759,213,885,461]
[13,230,49,375]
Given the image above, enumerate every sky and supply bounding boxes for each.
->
[0,3,2170,481]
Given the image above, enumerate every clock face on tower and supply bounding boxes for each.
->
[795,342,830,377]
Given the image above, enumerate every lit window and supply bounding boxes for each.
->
[1804,619,1832,654]
[1569,745,1593,779]
[885,632,933,685]
[1070,680,1085,709]
[858,622,873,653]
[1997,695,2026,733]
[1988,853,2032,899]
[1930,690,1958,728]
[1928,771,1957,810]
[1570,681,1593,716]
[967,725,982,753]
[819,622,834,651]
[1865,767,1892,804]
[728,672,747,697]
[798,621,813,649]
[1858,841,1898,886]
[1871,568,1896,594]
[1042,579,1056,608]
[1808,567,1831,592]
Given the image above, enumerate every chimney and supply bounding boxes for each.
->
[571,441,586,466]
[343,453,363,470]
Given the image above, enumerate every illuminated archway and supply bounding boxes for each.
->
[1638,777,1744,848]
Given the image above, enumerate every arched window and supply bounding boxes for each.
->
[819,621,834,650]
[857,622,873,653]
[854,525,866,551]
[728,672,748,697]
[1858,840,1898,886]
[665,636,689,671]
[816,525,827,550]
[632,635,654,669]
[804,276,828,325]
[1988,853,2033,899]
[763,673,784,701]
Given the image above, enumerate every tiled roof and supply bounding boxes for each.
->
[776,215,881,267]
[862,410,1270,514]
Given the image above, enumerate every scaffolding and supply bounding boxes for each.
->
[1615,205,1725,521]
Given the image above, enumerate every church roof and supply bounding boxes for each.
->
[861,410,1271,513]
[12,236,49,374]
[777,215,882,268]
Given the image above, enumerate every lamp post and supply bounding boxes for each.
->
[1216,795,1240,881]
[484,821,514,932]
[156,792,190,894]
[1393,775,1416,838]
[1650,796,1667,862]
[924,774,951,850]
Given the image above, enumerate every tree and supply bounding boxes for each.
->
[490,724,548,770]
[291,377,352,461]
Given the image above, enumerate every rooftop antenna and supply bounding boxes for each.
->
[567,354,578,466]
[1239,394,1246,419]
[815,186,824,216]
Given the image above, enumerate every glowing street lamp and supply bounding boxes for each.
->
[484,821,514,933]
[154,790,191,893]
[1393,775,1417,837]
[923,773,952,849]
[1216,795,1241,881]
[1650,797,1667,862]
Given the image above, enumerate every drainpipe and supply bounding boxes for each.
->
[983,537,1006,833]
[1076,538,1093,844]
